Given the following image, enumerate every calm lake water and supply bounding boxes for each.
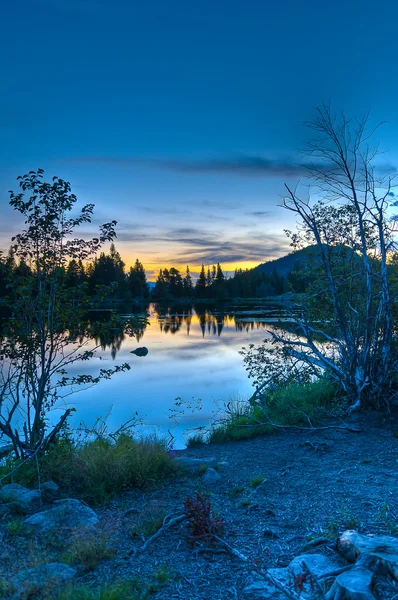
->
[66,303,291,448]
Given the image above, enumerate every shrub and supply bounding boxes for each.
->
[209,377,339,443]
[1,434,178,505]
[184,492,224,546]
[185,432,207,448]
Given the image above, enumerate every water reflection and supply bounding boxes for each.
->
[68,301,295,448]
[150,303,292,341]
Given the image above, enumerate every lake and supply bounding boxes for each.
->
[66,302,292,448]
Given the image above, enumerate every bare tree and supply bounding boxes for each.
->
[265,105,397,411]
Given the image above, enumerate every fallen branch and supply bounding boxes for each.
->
[263,571,302,600]
[130,513,186,555]
[212,535,248,561]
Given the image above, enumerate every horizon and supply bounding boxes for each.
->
[2,0,398,278]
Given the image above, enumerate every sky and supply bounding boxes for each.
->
[1,0,398,279]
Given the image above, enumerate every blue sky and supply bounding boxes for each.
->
[1,0,398,278]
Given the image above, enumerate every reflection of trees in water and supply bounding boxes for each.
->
[234,320,265,333]
[152,303,285,338]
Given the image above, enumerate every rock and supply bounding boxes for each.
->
[174,457,218,471]
[130,346,148,357]
[40,481,60,499]
[289,553,340,578]
[336,530,398,579]
[24,498,98,533]
[325,566,375,600]
[0,483,41,514]
[244,554,341,599]
[201,468,221,486]
[9,563,76,599]
[243,580,286,598]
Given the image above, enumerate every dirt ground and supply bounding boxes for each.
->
[2,410,398,599]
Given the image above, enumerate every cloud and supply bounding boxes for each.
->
[110,223,290,267]
[63,155,331,179]
[247,211,272,217]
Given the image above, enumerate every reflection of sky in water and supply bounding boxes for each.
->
[64,305,278,448]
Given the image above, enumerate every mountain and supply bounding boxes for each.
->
[252,245,321,277]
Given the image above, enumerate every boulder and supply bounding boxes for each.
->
[40,481,60,499]
[289,553,340,578]
[0,483,41,514]
[201,468,221,486]
[9,563,76,599]
[24,498,98,533]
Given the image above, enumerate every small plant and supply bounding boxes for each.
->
[0,577,13,598]
[250,475,265,488]
[393,431,398,438]
[58,580,143,600]
[5,518,26,537]
[185,432,206,448]
[130,505,166,538]
[183,492,224,546]
[64,533,115,571]
[325,519,339,538]
[154,564,170,585]
[361,458,372,464]
[228,486,245,497]
[240,499,251,507]
[197,464,208,476]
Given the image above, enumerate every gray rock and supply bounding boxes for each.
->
[39,480,60,499]
[0,483,41,514]
[174,457,218,471]
[243,580,286,598]
[201,468,221,486]
[9,563,76,599]
[289,553,340,578]
[130,346,148,357]
[25,498,98,533]
[245,554,341,599]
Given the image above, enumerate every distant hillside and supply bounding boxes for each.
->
[252,245,321,277]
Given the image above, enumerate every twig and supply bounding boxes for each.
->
[248,478,268,498]
[131,513,186,555]
[263,571,301,600]
[212,535,249,561]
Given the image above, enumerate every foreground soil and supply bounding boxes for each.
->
[2,410,398,599]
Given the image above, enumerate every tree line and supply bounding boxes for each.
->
[0,247,301,308]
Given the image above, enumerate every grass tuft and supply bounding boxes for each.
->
[209,377,339,444]
[0,434,178,505]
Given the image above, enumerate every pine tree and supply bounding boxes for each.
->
[183,266,193,295]
[195,264,207,298]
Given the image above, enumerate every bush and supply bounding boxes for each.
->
[184,492,225,546]
[209,377,339,443]
[0,434,178,505]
